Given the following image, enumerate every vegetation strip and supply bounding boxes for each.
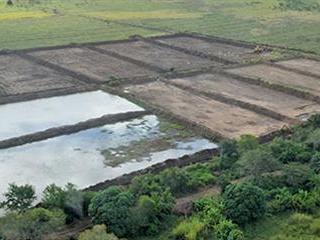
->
[268,61,320,80]
[15,53,102,85]
[164,80,297,124]
[141,37,236,65]
[84,148,219,192]
[0,110,148,150]
[86,46,167,73]
[220,71,320,103]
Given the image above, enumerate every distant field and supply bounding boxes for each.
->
[0,0,319,53]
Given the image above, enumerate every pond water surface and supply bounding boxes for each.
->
[0,115,217,204]
[0,90,143,141]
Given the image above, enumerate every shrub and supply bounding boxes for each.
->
[282,163,313,190]
[89,186,135,237]
[291,190,317,213]
[78,225,119,240]
[0,208,65,240]
[219,140,239,169]
[0,183,36,213]
[223,182,266,224]
[42,183,84,223]
[129,190,175,236]
[158,168,190,195]
[172,217,207,240]
[214,219,244,240]
[266,188,293,213]
[239,148,281,177]
[269,138,309,163]
[129,174,163,197]
[311,152,320,173]
[237,135,259,154]
[185,164,216,189]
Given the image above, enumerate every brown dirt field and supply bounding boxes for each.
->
[226,64,320,97]
[125,81,286,139]
[275,58,320,76]
[156,36,255,62]
[96,40,218,71]
[171,73,320,120]
[0,54,80,96]
[30,47,157,82]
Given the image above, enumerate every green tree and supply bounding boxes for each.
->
[0,183,36,213]
[0,208,65,240]
[237,135,259,154]
[223,182,266,224]
[89,186,135,237]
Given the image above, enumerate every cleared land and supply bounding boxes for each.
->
[125,81,286,139]
[96,40,219,71]
[154,35,256,63]
[30,47,157,81]
[0,54,81,96]
[226,64,320,97]
[170,73,320,120]
[275,58,320,76]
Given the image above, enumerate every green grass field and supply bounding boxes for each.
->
[0,0,319,53]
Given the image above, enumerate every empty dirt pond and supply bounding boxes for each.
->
[226,64,320,97]
[275,58,320,76]
[170,73,320,120]
[0,54,81,96]
[96,40,217,71]
[155,35,255,63]
[125,81,286,138]
[0,115,216,203]
[0,90,143,140]
[30,47,157,82]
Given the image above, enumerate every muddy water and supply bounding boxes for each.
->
[0,115,217,205]
[0,90,143,141]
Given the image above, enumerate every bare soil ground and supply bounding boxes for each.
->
[125,81,286,139]
[170,73,320,120]
[30,47,157,82]
[0,54,81,96]
[275,58,320,76]
[156,36,256,63]
[96,40,219,71]
[226,64,320,97]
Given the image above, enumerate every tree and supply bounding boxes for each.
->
[237,135,259,154]
[223,182,266,224]
[239,149,281,177]
[0,208,65,240]
[89,186,135,237]
[78,225,119,240]
[0,183,36,213]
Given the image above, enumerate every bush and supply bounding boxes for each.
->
[223,182,266,224]
[266,188,293,213]
[214,220,244,240]
[282,163,313,190]
[78,225,119,240]
[0,183,36,213]
[311,152,320,173]
[0,208,65,240]
[42,183,84,223]
[89,186,135,237]
[172,217,207,240]
[130,174,163,197]
[269,138,310,163]
[185,164,216,189]
[237,135,259,154]
[129,191,175,236]
[239,148,281,178]
[218,140,239,169]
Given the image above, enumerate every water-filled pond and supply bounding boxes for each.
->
[0,90,143,141]
[0,115,217,204]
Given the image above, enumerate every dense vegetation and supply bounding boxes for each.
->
[1,114,320,239]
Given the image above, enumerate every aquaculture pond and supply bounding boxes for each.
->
[0,115,217,204]
[0,90,143,141]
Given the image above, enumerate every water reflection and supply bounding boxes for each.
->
[0,115,217,203]
[0,90,143,141]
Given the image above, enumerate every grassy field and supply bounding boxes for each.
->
[0,0,319,53]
